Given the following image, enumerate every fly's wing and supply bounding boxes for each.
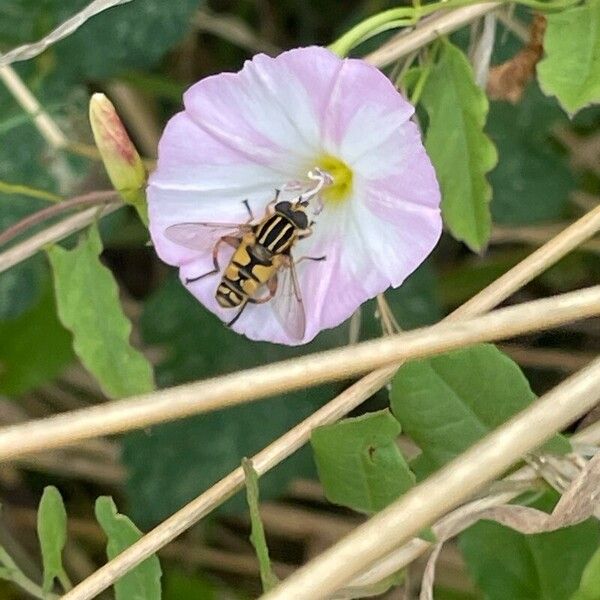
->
[165,222,249,252]
[270,258,306,341]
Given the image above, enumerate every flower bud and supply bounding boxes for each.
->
[89,93,148,225]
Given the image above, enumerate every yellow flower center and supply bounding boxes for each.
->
[316,154,353,203]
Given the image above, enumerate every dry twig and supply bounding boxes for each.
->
[0,286,598,462]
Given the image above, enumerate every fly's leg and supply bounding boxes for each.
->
[295,254,326,264]
[185,235,240,284]
[242,199,254,222]
[248,275,278,304]
[297,221,317,240]
[227,276,277,329]
[264,189,281,216]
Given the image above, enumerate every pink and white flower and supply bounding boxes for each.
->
[148,46,441,345]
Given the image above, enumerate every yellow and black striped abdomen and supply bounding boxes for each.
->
[255,214,295,254]
[216,235,278,308]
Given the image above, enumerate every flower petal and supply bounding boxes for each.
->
[148,46,443,346]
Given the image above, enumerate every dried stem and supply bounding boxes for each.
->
[261,358,600,599]
[364,3,501,68]
[60,204,600,600]
[492,223,600,254]
[0,0,134,68]
[0,191,119,248]
[1,286,598,463]
[0,65,67,149]
[0,203,122,274]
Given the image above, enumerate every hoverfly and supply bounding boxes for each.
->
[165,169,329,340]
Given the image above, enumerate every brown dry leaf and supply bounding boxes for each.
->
[420,453,600,600]
[486,13,546,103]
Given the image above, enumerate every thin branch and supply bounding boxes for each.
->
[492,223,600,254]
[0,0,134,68]
[194,7,281,55]
[450,205,600,318]
[0,65,67,149]
[0,191,119,248]
[0,203,122,274]
[500,344,596,373]
[364,2,501,68]
[52,204,600,600]
[1,286,598,463]
[261,358,600,599]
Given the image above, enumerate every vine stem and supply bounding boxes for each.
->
[0,285,598,464]
[262,357,600,599]
[364,2,501,68]
[57,204,600,600]
[0,203,122,274]
[0,190,119,248]
[331,0,577,57]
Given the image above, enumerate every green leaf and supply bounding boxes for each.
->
[311,410,415,514]
[95,496,162,600]
[460,494,600,600]
[420,39,497,251]
[537,0,600,114]
[242,459,279,593]
[46,223,154,398]
[54,0,202,80]
[391,344,569,478]
[123,275,349,525]
[163,570,217,600]
[571,544,600,600]
[37,486,69,593]
[0,282,73,396]
[488,83,574,225]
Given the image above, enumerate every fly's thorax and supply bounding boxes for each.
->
[273,201,309,230]
[255,201,311,254]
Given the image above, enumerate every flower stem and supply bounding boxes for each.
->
[0,190,119,248]
[329,0,580,57]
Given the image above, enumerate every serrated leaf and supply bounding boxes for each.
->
[46,223,154,398]
[391,344,569,478]
[0,282,73,396]
[571,544,600,600]
[242,459,278,593]
[311,410,415,514]
[537,0,600,114]
[95,496,161,600]
[460,493,600,600]
[124,275,349,524]
[420,39,497,251]
[37,486,68,593]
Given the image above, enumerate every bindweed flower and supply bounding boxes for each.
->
[89,93,148,224]
[148,46,441,345]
